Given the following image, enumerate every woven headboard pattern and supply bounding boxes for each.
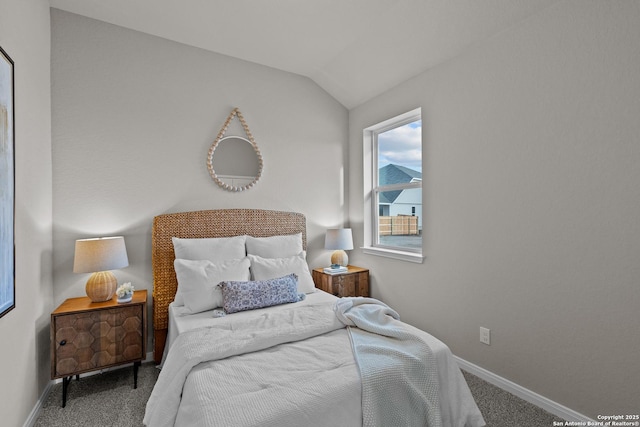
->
[151,208,307,333]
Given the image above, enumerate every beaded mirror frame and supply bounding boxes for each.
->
[207,107,263,192]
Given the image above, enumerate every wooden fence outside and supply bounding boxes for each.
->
[379,215,419,236]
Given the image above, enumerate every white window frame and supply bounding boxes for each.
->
[363,108,424,263]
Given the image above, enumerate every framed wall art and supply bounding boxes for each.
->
[0,45,15,319]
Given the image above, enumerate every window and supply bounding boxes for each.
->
[363,108,423,263]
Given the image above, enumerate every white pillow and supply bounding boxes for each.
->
[174,257,251,314]
[172,235,247,305]
[245,233,303,258]
[172,235,247,262]
[248,253,316,294]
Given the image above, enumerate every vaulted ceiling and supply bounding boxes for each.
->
[49,0,559,109]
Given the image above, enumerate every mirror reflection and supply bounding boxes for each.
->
[208,136,262,191]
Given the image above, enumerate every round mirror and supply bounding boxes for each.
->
[207,136,263,192]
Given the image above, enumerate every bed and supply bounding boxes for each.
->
[145,208,485,427]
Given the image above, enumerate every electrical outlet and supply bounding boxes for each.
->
[480,327,491,345]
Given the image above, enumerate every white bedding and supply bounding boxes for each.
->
[150,291,485,427]
[161,290,340,366]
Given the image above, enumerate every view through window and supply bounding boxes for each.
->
[374,115,422,252]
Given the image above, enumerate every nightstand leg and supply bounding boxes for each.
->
[61,376,72,408]
[133,361,140,389]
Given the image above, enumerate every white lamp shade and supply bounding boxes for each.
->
[73,236,129,273]
[324,229,354,250]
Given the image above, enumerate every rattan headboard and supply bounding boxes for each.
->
[151,208,307,363]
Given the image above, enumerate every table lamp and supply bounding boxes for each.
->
[73,236,129,302]
[324,228,354,267]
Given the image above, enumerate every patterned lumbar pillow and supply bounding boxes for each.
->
[220,273,305,314]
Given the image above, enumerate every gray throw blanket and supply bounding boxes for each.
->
[334,297,442,427]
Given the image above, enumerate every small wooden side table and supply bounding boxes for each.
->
[312,265,369,297]
[50,289,147,407]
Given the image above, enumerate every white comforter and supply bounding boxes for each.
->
[144,293,485,427]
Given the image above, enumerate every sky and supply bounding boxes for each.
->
[377,120,422,172]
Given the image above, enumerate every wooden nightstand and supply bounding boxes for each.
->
[50,289,147,407]
[312,265,369,297]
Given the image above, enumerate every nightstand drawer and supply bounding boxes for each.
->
[312,266,369,297]
[52,305,144,377]
[332,274,355,296]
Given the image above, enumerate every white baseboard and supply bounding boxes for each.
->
[22,381,53,427]
[454,355,594,423]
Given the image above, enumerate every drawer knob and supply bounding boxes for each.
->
[59,340,66,346]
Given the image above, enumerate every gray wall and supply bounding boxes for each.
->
[348,0,639,417]
[0,0,53,426]
[51,9,348,351]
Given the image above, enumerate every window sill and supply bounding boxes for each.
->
[361,246,424,264]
